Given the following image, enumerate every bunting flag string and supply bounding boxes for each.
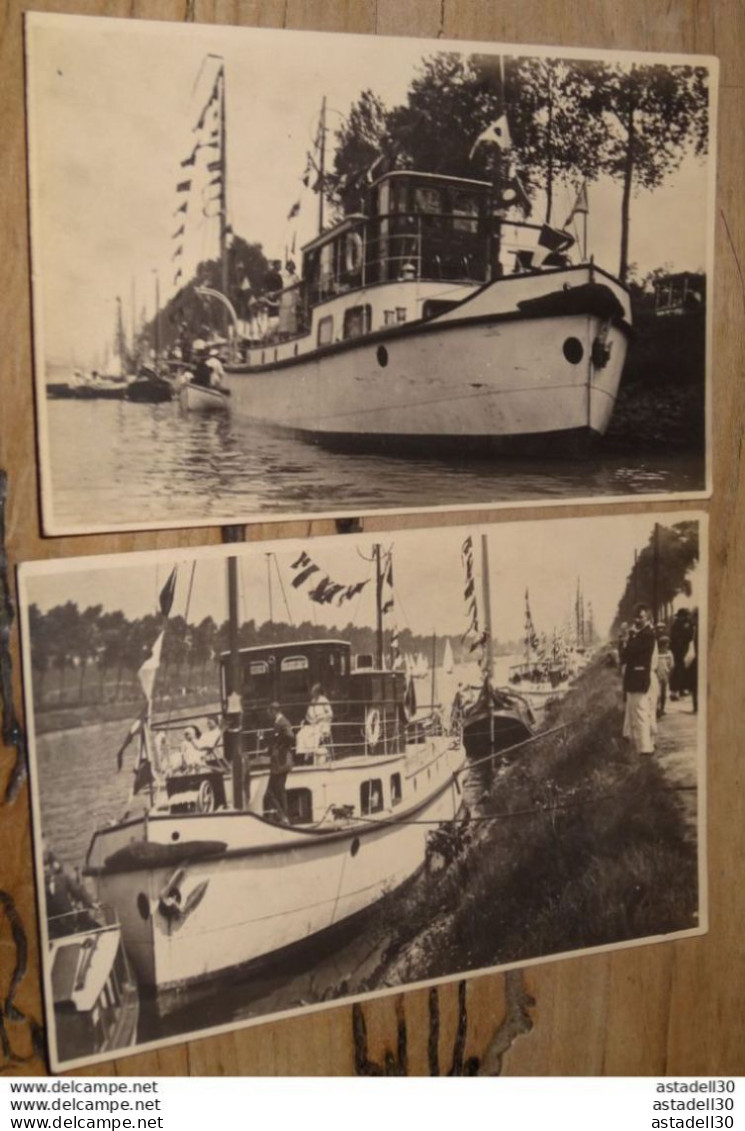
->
[176,179,192,193]
[461,536,487,653]
[172,225,185,240]
[174,201,188,216]
[290,551,370,607]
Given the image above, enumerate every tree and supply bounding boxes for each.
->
[586,62,709,281]
[614,522,699,630]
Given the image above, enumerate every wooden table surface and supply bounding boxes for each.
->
[1,0,743,1077]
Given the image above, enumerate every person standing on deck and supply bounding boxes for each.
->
[620,603,657,755]
[278,260,301,339]
[265,702,295,822]
[306,683,334,744]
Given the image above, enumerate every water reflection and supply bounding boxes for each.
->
[45,398,705,529]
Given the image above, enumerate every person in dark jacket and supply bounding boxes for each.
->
[264,702,295,821]
[619,603,657,754]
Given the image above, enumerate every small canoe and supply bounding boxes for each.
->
[179,381,230,413]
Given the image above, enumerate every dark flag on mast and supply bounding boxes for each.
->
[159,568,177,618]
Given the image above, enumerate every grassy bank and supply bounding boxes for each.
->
[365,656,698,987]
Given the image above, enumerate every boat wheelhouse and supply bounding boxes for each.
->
[223,168,632,456]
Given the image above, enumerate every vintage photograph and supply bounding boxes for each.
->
[20,514,706,1069]
[26,15,716,534]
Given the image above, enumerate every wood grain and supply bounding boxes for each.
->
[1,0,743,1077]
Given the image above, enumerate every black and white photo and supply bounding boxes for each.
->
[26,15,716,533]
[20,514,706,1069]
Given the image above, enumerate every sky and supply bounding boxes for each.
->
[27,13,714,369]
[20,513,704,646]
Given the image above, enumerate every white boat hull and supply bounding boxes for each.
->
[179,382,229,413]
[87,740,464,990]
[225,266,631,455]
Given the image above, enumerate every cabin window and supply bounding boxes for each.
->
[389,181,408,213]
[280,655,310,696]
[423,299,459,320]
[317,316,333,346]
[320,244,335,296]
[286,788,313,824]
[361,779,384,815]
[384,310,396,326]
[415,186,442,214]
[244,660,270,699]
[396,308,407,323]
[390,773,402,806]
[451,191,479,233]
[343,305,372,340]
[340,654,347,676]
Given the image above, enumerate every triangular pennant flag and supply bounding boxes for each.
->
[564,182,589,227]
[469,114,512,159]
[159,569,177,618]
[138,631,164,702]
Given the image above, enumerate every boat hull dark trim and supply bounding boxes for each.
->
[227,286,632,378]
[251,422,604,460]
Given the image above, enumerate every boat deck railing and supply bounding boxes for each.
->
[149,701,449,772]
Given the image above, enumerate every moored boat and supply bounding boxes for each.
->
[44,849,138,1065]
[172,65,630,457]
[125,365,175,403]
[458,534,536,764]
[83,555,466,992]
[178,379,230,413]
[224,181,631,457]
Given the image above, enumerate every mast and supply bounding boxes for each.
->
[374,544,383,670]
[152,270,161,361]
[218,63,229,308]
[480,534,494,684]
[225,555,245,809]
[317,96,327,236]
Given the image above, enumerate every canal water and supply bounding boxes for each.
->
[42,396,705,531]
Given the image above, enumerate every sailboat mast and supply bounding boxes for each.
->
[225,554,245,809]
[219,64,229,305]
[480,534,494,683]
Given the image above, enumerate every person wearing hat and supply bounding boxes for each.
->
[619,602,657,755]
[264,702,295,822]
[191,339,212,388]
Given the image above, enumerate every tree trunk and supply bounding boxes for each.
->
[545,70,554,224]
[619,99,635,283]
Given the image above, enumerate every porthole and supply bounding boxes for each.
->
[377,345,389,368]
[350,837,361,857]
[171,830,180,842]
[563,337,584,365]
[136,893,150,921]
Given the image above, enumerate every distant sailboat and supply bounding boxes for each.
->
[443,638,455,674]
